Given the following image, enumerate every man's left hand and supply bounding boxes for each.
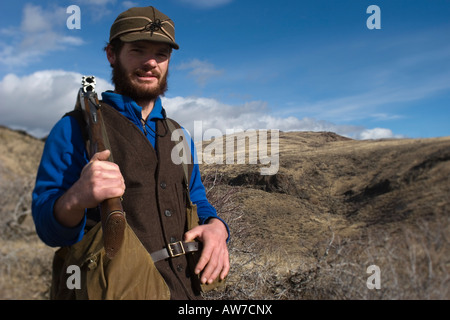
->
[184,218,230,284]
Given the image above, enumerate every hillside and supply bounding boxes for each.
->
[0,126,449,299]
[0,126,50,299]
[198,131,450,299]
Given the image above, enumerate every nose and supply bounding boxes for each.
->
[143,57,158,69]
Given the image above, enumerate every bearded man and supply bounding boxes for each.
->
[32,6,229,300]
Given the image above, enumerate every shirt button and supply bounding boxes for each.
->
[164,209,172,217]
[177,264,183,272]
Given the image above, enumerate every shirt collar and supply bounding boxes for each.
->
[101,91,165,122]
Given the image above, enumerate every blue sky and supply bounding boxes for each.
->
[0,0,449,139]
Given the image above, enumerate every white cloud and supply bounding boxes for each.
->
[74,0,117,19]
[76,0,117,6]
[60,36,85,46]
[0,4,84,67]
[0,70,398,140]
[357,128,404,140]
[0,70,112,138]
[162,96,391,141]
[177,0,233,9]
[21,4,55,33]
[176,59,224,86]
[122,1,139,8]
[288,72,450,125]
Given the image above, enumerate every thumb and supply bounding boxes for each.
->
[184,226,202,242]
[91,149,111,162]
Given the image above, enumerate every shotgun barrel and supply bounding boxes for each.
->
[77,76,126,259]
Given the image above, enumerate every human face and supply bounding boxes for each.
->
[107,41,171,104]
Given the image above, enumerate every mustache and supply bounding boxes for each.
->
[134,67,160,78]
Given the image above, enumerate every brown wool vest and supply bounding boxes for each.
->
[71,103,198,299]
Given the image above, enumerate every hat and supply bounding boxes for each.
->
[109,6,179,50]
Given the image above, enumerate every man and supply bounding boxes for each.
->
[32,6,229,300]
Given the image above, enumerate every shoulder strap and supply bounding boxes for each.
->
[165,119,192,205]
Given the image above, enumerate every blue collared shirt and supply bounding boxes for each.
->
[32,92,228,247]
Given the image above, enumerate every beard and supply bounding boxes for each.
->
[111,58,168,103]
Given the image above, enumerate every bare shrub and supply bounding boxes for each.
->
[0,174,36,240]
[260,213,449,300]
[202,169,247,239]
[0,173,54,300]
[0,240,53,299]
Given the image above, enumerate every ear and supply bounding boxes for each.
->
[106,44,116,66]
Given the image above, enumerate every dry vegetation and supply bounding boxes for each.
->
[0,126,449,300]
[0,126,54,299]
[200,131,450,300]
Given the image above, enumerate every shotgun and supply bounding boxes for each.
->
[75,76,126,259]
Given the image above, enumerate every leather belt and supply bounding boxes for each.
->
[151,241,200,263]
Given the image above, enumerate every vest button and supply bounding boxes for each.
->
[176,264,184,272]
[160,182,167,189]
[164,209,172,217]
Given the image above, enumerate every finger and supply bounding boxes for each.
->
[183,226,202,242]
[91,165,123,180]
[99,186,126,200]
[203,246,228,284]
[204,253,222,284]
[89,166,126,200]
[88,153,122,176]
[195,243,213,277]
[220,249,230,280]
[84,150,114,175]
[91,149,111,162]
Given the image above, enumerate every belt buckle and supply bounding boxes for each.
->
[168,241,185,258]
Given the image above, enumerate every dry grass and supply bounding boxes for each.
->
[202,180,449,300]
[0,176,55,300]
[199,133,450,300]
[0,239,54,300]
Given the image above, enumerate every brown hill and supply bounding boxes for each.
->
[0,126,448,299]
[198,130,450,299]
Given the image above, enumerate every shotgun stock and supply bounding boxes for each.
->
[76,76,126,259]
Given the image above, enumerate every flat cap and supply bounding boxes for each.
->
[109,6,179,50]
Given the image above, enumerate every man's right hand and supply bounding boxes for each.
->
[53,150,125,228]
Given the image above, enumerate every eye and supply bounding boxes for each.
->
[157,51,170,59]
